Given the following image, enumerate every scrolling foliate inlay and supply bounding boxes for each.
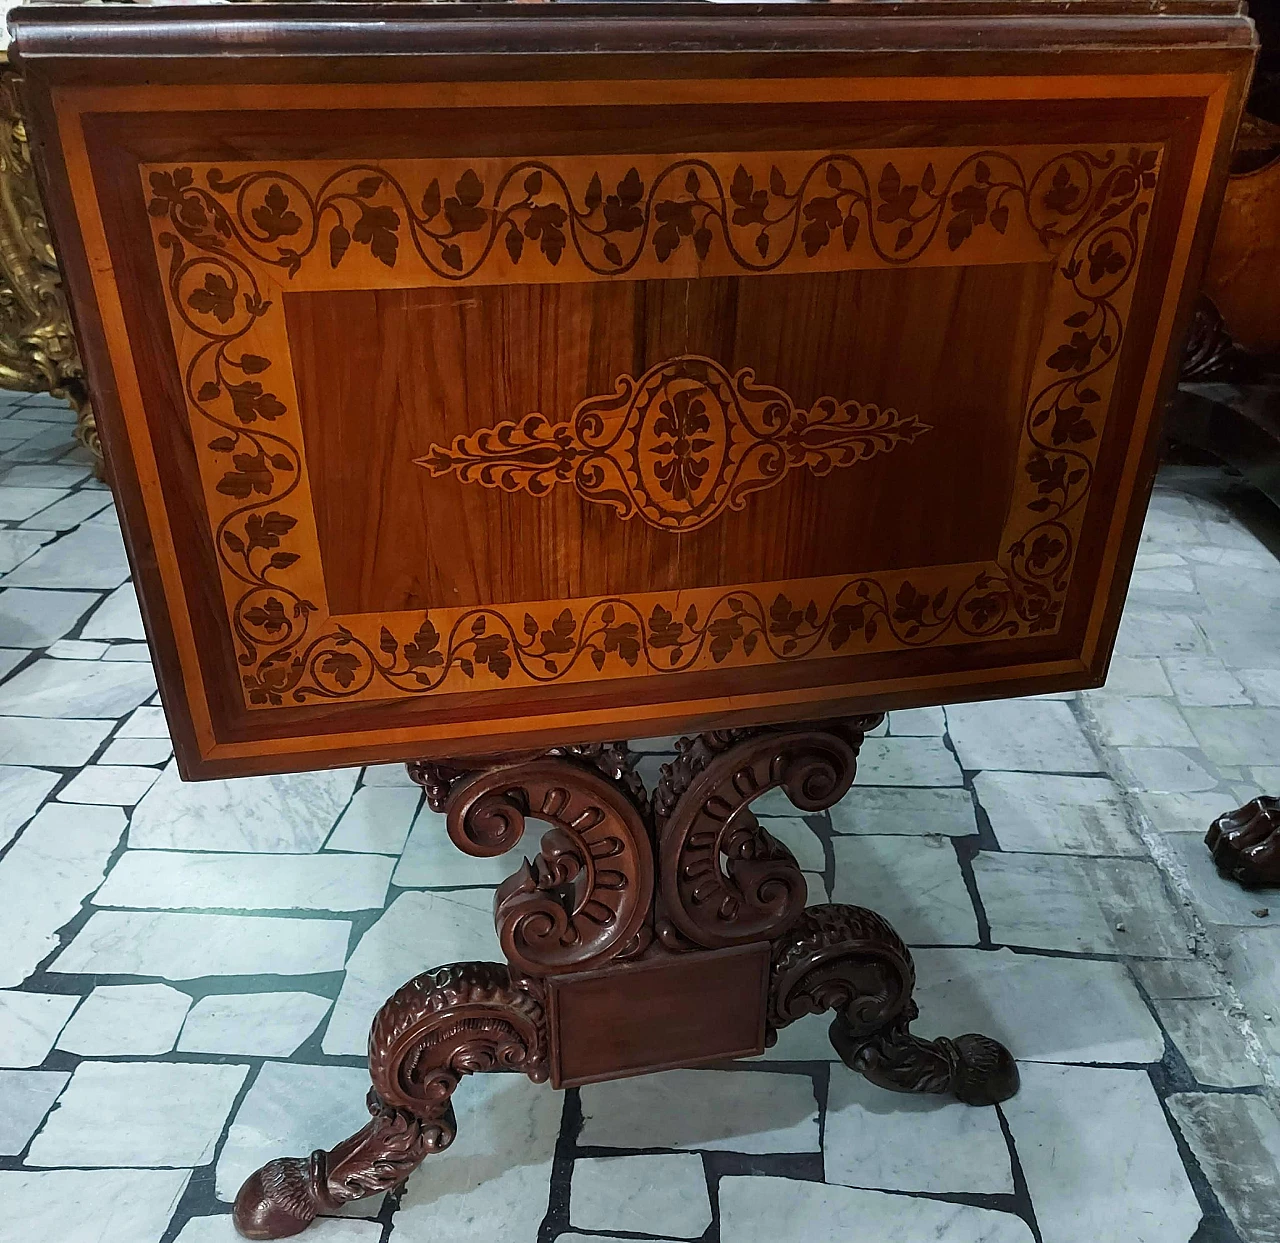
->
[142,143,1161,708]
[416,355,929,532]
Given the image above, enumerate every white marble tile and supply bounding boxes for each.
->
[1183,707,1280,766]
[579,1069,819,1153]
[325,784,419,854]
[392,804,515,887]
[20,490,112,531]
[1115,746,1221,792]
[1239,667,1280,706]
[57,763,160,805]
[1160,655,1250,707]
[1223,926,1280,1067]
[825,1066,1012,1194]
[54,984,191,1056]
[750,1015,840,1062]
[176,1217,381,1243]
[47,638,108,660]
[855,737,963,786]
[0,1168,192,1243]
[0,528,53,574]
[0,990,79,1067]
[757,815,825,871]
[96,849,393,911]
[829,787,977,837]
[1162,832,1280,929]
[886,706,946,735]
[2,523,130,589]
[129,761,358,852]
[1003,1063,1201,1243]
[178,991,332,1056]
[946,700,1099,773]
[1097,655,1175,697]
[972,772,1144,855]
[52,910,352,980]
[0,462,90,488]
[558,1237,684,1243]
[0,657,155,718]
[1129,566,1197,593]
[571,1154,711,1238]
[718,1175,1034,1243]
[0,719,112,771]
[0,802,125,986]
[0,1068,70,1155]
[0,647,25,680]
[912,948,1163,1064]
[1136,791,1238,835]
[1154,997,1265,1088]
[80,581,146,640]
[1131,957,1225,1000]
[972,853,1191,957]
[27,1060,247,1167]
[1113,607,1207,657]
[0,486,64,521]
[0,586,98,646]
[0,763,58,849]
[1087,696,1198,748]
[102,643,153,663]
[831,836,977,945]
[1208,620,1280,672]
[117,705,170,737]
[323,891,498,1054]
[1134,552,1186,570]
[358,761,416,786]
[99,735,173,766]
[394,1073,561,1243]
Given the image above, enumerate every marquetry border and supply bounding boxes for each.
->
[142,142,1161,708]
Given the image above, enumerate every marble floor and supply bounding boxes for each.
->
[0,386,1278,1243]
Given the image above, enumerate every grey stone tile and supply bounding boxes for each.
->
[27,1060,247,1167]
[1003,1063,1200,1243]
[913,948,1163,1064]
[326,785,420,855]
[0,587,98,646]
[579,1068,818,1153]
[0,763,59,849]
[1183,708,1280,767]
[825,1065,1013,1194]
[1113,607,1207,657]
[1222,926,1280,1068]
[1,523,130,589]
[886,705,945,735]
[1096,656,1174,697]
[0,528,53,574]
[358,761,416,786]
[832,835,978,945]
[178,991,332,1057]
[51,910,352,980]
[1239,668,1280,706]
[1162,833,1280,929]
[0,990,79,1067]
[1115,747,1222,793]
[0,486,65,521]
[1137,791,1239,835]
[129,760,358,852]
[855,737,963,786]
[630,734,680,752]
[0,1069,70,1155]
[972,852,1191,957]
[392,804,516,887]
[570,1154,711,1238]
[57,763,160,806]
[1088,696,1198,748]
[973,772,1144,855]
[0,463,91,489]
[829,787,977,837]
[1154,997,1266,1088]
[758,815,824,871]
[1131,957,1225,1000]
[1162,655,1250,706]
[0,657,155,718]
[717,1175,1034,1243]
[55,984,191,1056]
[0,1168,192,1243]
[946,700,1099,773]
[20,490,112,532]
[1208,621,1280,671]
[80,581,145,640]
[1168,1093,1280,1243]
[0,647,25,680]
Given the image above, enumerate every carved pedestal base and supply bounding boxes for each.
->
[233,719,1017,1240]
[1207,796,1280,887]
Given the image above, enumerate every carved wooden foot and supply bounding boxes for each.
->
[1206,796,1280,888]
[233,962,547,1239]
[769,904,1018,1106]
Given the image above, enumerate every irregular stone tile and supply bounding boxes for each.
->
[718,1174,1033,1243]
[0,990,79,1067]
[1131,957,1224,1000]
[855,737,963,786]
[394,1073,560,1243]
[1137,791,1239,836]
[579,1069,819,1153]
[630,734,680,752]
[570,1153,712,1237]
[0,528,53,574]
[0,762,58,849]
[117,705,170,737]
[1168,1093,1280,1243]
[887,706,945,735]
[393,804,515,887]
[946,700,1099,773]
[0,718,111,772]
[829,787,977,837]
[1162,833,1280,929]
[28,1061,246,1167]
[973,772,1143,855]
[358,761,416,786]
[99,735,173,766]
[0,1069,70,1154]
[51,910,351,980]
[55,983,191,1056]
[558,1237,684,1243]
[178,991,332,1056]
[751,1014,840,1062]
[96,849,393,912]
[1209,621,1280,672]
[831,836,978,945]
[1222,927,1280,1067]
[0,591,98,645]
[80,581,146,640]
[323,891,497,1055]
[102,642,152,662]
[176,1217,381,1243]
[19,489,112,531]
[1087,696,1198,748]
[129,760,358,852]
[0,646,25,680]
[1004,1063,1199,1243]
[1114,607,1207,657]
[1239,668,1280,706]
[1183,708,1280,766]
[1116,747,1221,793]
[57,763,160,806]
[0,462,90,488]
[757,815,824,871]
[1161,655,1250,707]
[325,785,420,854]
[1155,997,1266,1087]
[972,853,1191,957]
[0,657,155,718]
[2,523,130,589]
[46,637,108,659]
[0,802,125,986]
[0,1168,192,1243]
[825,1066,1012,1194]
[1096,656,1175,697]
[0,486,65,521]
[913,948,1163,1064]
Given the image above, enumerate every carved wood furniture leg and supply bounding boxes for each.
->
[1206,796,1280,887]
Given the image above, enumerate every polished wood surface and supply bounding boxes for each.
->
[10,2,1254,775]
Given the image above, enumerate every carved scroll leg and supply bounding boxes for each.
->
[233,962,548,1240]
[1206,796,1280,887]
[769,904,1018,1108]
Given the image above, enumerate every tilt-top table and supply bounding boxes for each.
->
[9,2,1255,1236]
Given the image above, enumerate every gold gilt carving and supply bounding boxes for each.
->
[416,355,929,532]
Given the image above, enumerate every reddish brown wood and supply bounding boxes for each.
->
[1206,795,1280,887]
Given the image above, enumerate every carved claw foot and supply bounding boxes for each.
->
[233,962,548,1239]
[769,903,1018,1107]
[1206,796,1280,888]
